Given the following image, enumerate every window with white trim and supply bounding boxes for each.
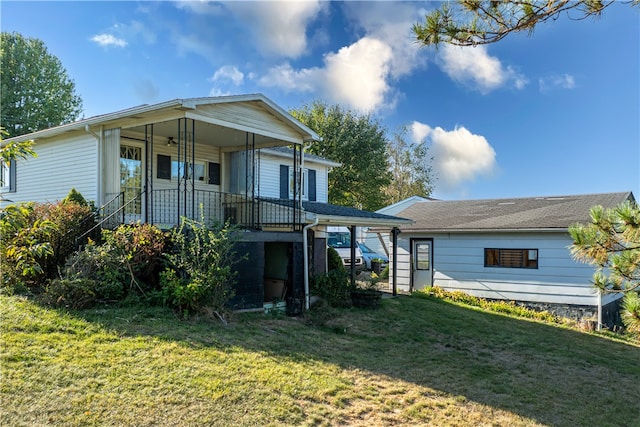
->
[289,167,308,200]
[0,161,10,190]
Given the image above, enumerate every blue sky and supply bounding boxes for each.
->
[2,1,639,200]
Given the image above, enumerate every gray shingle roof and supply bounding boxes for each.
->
[395,192,634,232]
[262,146,340,166]
[303,201,409,221]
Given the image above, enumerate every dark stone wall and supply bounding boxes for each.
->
[514,299,623,329]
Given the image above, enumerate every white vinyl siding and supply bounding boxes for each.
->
[150,137,221,192]
[257,152,329,202]
[6,134,98,204]
[393,232,604,306]
[194,102,305,144]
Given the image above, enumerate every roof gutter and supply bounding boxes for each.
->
[309,214,412,228]
[380,227,570,234]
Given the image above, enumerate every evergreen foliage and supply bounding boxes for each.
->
[570,201,640,335]
[412,1,637,47]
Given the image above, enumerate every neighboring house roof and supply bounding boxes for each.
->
[260,146,341,167]
[303,201,411,227]
[263,198,412,227]
[7,94,321,145]
[391,191,634,233]
[375,195,438,215]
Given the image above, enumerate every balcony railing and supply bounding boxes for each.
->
[150,189,303,231]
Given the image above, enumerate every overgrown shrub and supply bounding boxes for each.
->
[102,223,166,291]
[380,264,389,280]
[311,269,352,308]
[327,246,345,272]
[0,203,56,292]
[44,241,126,309]
[161,218,241,319]
[34,196,96,277]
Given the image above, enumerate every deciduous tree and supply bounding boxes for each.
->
[413,0,638,47]
[290,101,391,211]
[1,32,83,137]
[383,126,434,204]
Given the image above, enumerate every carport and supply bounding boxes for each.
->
[301,201,413,307]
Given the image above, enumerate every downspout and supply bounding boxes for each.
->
[300,142,314,310]
[391,227,399,296]
[597,289,602,331]
[303,216,319,310]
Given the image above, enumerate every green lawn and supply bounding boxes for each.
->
[1,294,638,426]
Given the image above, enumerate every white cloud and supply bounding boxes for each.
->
[225,1,325,59]
[411,121,497,190]
[258,62,319,92]
[539,73,576,93]
[323,37,393,112]
[437,45,527,93]
[90,33,127,48]
[342,2,427,79]
[174,0,225,15]
[211,65,244,86]
[172,32,216,59]
[259,37,393,112]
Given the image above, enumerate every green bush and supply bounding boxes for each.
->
[44,241,126,308]
[327,246,345,272]
[34,197,96,277]
[102,223,166,291]
[311,269,352,308]
[161,218,241,319]
[44,277,124,310]
[62,187,89,207]
[416,286,559,323]
[0,203,56,292]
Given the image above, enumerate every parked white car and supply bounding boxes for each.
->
[327,227,365,270]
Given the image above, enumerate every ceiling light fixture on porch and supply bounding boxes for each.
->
[167,137,176,146]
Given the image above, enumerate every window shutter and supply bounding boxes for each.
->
[9,160,16,192]
[157,155,171,180]
[279,165,289,199]
[308,169,316,201]
[208,162,221,185]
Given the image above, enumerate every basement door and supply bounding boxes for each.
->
[411,239,433,291]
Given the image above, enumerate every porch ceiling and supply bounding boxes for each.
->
[126,118,298,150]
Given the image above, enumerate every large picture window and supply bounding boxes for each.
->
[485,248,538,269]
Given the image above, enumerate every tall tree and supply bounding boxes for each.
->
[1,32,83,137]
[290,101,390,211]
[413,0,638,47]
[383,126,434,204]
[570,201,640,335]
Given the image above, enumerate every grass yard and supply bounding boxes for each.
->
[1,294,639,427]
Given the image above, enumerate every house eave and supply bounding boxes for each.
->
[308,213,413,228]
[8,94,321,144]
[260,147,341,167]
[393,227,569,234]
